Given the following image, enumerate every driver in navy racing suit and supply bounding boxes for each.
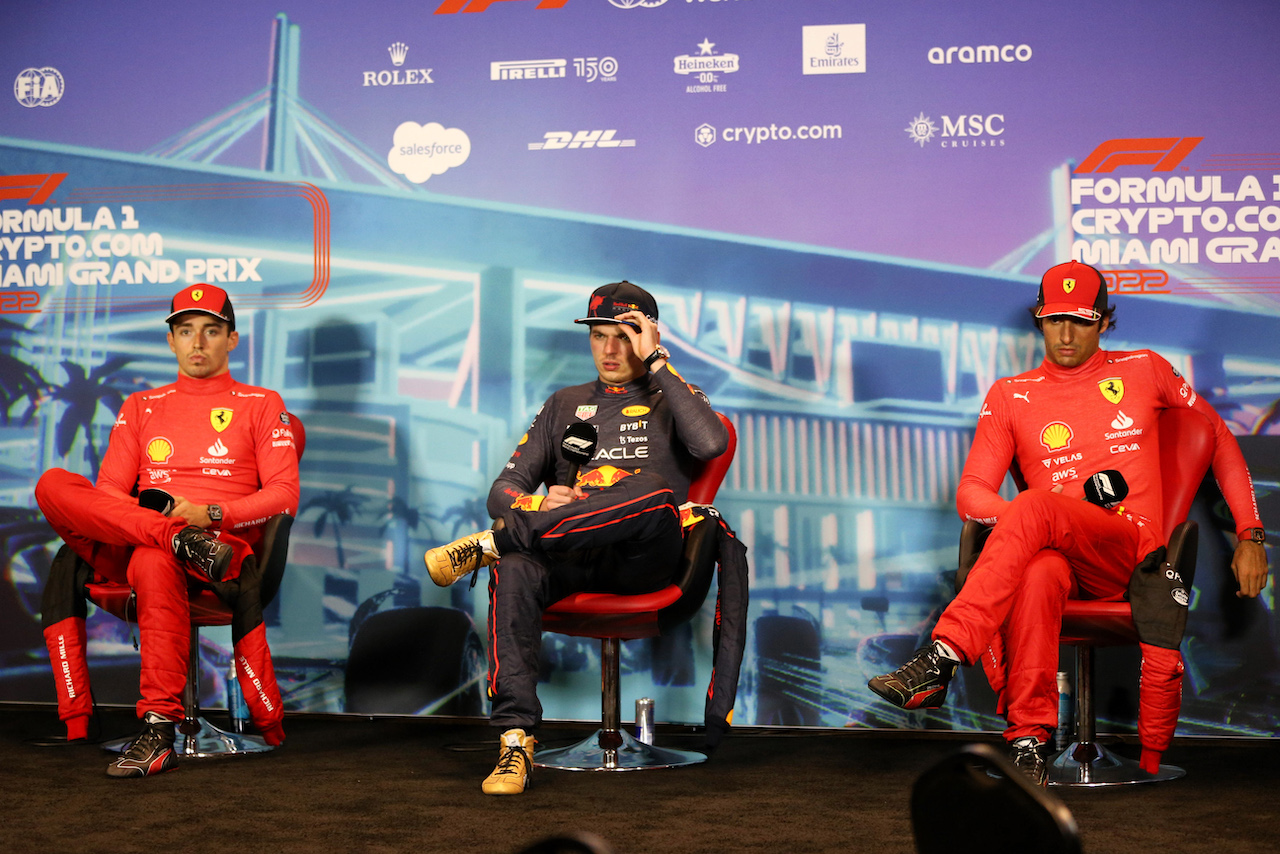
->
[423,280,728,795]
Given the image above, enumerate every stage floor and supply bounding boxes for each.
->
[2,704,1276,854]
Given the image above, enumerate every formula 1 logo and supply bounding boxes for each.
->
[1074,137,1203,173]
[435,0,569,11]
[0,173,66,205]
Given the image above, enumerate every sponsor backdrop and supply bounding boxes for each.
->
[2,0,1278,739]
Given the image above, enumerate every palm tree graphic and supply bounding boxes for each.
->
[47,356,134,472]
[0,318,48,426]
[301,486,365,569]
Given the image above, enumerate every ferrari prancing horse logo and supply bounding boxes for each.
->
[1062,277,1076,294]
[1099,378,1124,404]
[211,408,234,432]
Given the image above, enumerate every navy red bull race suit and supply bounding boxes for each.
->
[35,371,299,744]
[485,363,729,732]
[947,348,1261,771]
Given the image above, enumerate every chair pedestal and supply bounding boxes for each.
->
[533,637,706,772]
[535,727,707,771]
[1047,645,1184,787]
[1048,740,1184,787]
[104,629,275,759]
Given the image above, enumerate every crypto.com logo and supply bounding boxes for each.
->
[1074,137,1203,173]
[434,0,569,13]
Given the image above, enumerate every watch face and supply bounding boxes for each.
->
[1252,528,1266,543]
[209,504,222,521]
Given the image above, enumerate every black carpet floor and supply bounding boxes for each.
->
[2,705,1277,854]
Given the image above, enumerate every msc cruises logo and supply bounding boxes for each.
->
[905,112,1005,148]
[608,0,667,7]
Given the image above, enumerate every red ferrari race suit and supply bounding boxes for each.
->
[35,371,299,743]
[940,348,1261,769]
[484,364,728,731]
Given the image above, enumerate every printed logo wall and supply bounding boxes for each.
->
[1,1,1278,739]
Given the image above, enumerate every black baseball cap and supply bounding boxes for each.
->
[574,280,658,327]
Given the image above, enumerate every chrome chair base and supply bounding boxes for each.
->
[103,715,273,759]
[1048,740,1184,787]
[534,728,706,771]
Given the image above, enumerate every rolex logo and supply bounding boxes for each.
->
[388,42,408,67]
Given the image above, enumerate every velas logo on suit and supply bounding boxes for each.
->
[210,408,234,432]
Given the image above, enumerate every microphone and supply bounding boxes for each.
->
[138,488,175,516]
[560,422,598,488]
[1084,470,1128,509]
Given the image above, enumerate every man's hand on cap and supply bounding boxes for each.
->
[616,310,661,366]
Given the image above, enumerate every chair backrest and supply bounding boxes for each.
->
[1157,406,1214,527]
[912,744,1082,854]
[257,411,306,605]
[657,413,737,628]
[687,412,737,506]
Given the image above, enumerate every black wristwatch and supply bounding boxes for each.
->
[208,504,223,528]
[643,345,670,370]
[1245,527,1266,544]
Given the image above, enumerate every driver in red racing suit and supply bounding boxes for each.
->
[35,284,299,778]
[868,262,1269,784]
